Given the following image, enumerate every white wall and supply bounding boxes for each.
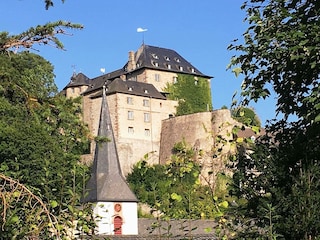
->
[93,202,113,235]
[93,201,138,235]
[121,202,138,235]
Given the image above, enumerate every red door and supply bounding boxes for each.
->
[114,216,122,235]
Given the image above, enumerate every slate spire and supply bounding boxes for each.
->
[83,86,137,202]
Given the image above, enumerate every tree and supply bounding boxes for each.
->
[228,0,320,239]
[0,1,95,238]
[0,37,93,239]
[231,106,261,127]
[127,141,229,221]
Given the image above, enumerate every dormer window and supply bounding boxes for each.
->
[128,87,133,91]
[152,61,159,67]
[188,67,196,73]
[174,57,180,63]
[179,66,183,71]
[144,89,149,94]
[151,53,159,59]
[164,56,170,61]
[167,64,171,69]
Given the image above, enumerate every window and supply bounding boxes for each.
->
[128,111,134,120]
[143,99,150,107]
[127,97,133,105]
[130,76,137,81]
[128,127,134,134]
[155,74,160,82]
[151,53,159,59]
[174,57,180,63]
[179,66,183,71]
[145,129,150,136]
[167,64,171,70]
[164,56,170,61]
[152,61,159,67]
[128,87,133,91]
[144,89,149,94]
[173,76,178,83]
[144,113,150,122]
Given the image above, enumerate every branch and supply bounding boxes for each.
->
[44,0,65,10]
[0,173,61,238]
[0,21,83,53]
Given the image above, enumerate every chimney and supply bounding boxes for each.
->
[127,51,135,71]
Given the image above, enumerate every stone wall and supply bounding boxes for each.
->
[82,218,218,240]
[159,109,238,185]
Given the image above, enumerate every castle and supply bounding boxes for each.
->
[62,44,215,175]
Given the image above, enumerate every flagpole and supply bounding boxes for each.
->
[137,27,148,45]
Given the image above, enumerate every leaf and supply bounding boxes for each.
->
[50,200,58,208]
[236,137,244,143]
[218,201,229,209]
[171,192,182,202]
[251,125,260,134]
[232,67,242,77]
[9,215,19,224]
[12,191,20,198]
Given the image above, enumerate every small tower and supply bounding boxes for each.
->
[83,86,138,235]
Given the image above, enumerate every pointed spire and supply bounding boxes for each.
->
[83,86,138,202]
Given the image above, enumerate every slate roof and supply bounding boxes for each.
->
[89,78,166,100]
[83,69,122,94]
[63,72,91,89]
[83,86,138,202]
[127,45,211,78]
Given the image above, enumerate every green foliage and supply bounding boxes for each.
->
[232,106,261,127]
[127,141,229,221]
[228,0,320,123]
[164,74,212,116]
[0,51,94,238]
[228,0,320,239]
[0,52,57,101]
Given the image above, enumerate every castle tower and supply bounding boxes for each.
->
[83,86,138,235]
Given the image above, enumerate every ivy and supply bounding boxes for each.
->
[164,74,212,116]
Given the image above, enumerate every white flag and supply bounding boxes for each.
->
[137,27,148,33]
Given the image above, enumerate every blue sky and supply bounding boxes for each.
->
[2,0,277,125]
